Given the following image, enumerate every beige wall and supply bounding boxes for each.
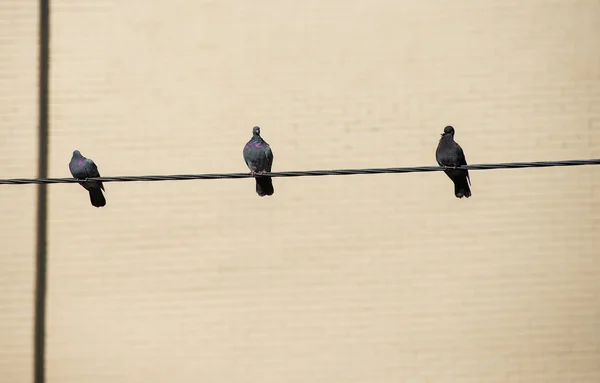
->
[1,0,600,382]
[0,2,39,383]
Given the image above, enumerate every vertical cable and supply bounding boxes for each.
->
[34,0,50,382]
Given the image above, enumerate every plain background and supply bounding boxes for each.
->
[1,1,599,382]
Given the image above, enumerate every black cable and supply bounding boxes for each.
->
[34,1,50,383]
[1,159,599,185]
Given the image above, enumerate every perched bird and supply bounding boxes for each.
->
[68,150,106,207]
[435,125,471,198]
[243,126,274,197]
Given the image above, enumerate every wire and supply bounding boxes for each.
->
[0,159,599,185]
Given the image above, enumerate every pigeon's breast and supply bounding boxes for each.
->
[70,166,88,178]
[437,152,457,167]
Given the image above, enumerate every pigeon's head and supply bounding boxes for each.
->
[252,126,261,136]
[72,150,82,157]
[442,125,455,137]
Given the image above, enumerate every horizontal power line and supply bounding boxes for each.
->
[0,159,599,185]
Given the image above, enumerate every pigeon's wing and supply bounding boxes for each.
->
[85,159,100,177]
[85,159,105,190]
[243,143,255,170]
[264,144,273,172]
[456,144,470,184]
[455,145,466,164]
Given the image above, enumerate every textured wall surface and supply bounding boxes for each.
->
[0,2,38,383]
[2,0,600,382]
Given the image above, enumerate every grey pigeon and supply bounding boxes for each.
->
[243,126,274,197]
[68,150,106,207]
[435,125,471,198]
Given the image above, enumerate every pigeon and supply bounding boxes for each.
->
[68,150,106,207]
[435,125,472,198]
[243,126,274,197]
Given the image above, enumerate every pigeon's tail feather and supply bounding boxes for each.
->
[443,169,471,199]
[88,188,106,207]
[453,174,471,199]
[255,176,274,197]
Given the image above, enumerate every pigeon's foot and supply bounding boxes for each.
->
[249,171,256,176]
